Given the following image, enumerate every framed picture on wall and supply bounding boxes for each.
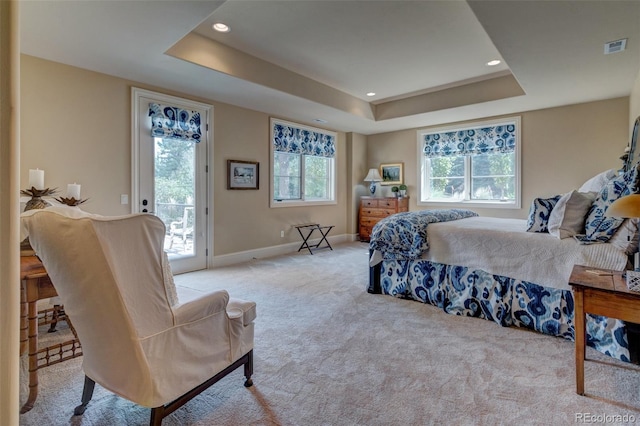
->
[379,163,403,186]
[227,160,259,190]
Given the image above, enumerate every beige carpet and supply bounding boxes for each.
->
[19,242,640,425]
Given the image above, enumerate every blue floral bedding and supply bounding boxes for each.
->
[369,209,478,260]
[374,258,629,362]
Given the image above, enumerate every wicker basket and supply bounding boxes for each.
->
[626,270,640,292]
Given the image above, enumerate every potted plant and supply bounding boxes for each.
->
[391,186,399,197]
[399,184,407,197]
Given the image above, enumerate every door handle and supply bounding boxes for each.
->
[141,199,153,214]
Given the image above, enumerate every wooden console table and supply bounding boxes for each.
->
[20,254,82,413]
[569,264,640,396]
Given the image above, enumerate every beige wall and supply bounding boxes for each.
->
[366,98,629,219]
[346,132,369,235]
[21,55,131,215]
[212,105,349,254]
[21,55,349,256]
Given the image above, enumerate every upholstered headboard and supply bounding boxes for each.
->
[623,116,640,173]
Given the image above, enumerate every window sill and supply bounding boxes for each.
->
[270,199,337,208]
[417,199,521,209]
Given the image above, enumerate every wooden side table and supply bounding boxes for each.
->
[569,265,640,395]
[20,255,82,413]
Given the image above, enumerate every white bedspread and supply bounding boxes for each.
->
[373,216,628,291]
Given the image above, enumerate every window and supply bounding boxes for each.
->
[270,118,336,207]
[417,117,521,208]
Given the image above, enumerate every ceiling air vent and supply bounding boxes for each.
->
[604,38,627,54]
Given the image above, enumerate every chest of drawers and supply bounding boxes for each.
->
[359,196,409,241]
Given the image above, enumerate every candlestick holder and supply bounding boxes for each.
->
[20,187,58,211]
[20,187,58,252]
[54,196,88,207]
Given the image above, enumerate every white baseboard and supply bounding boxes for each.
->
[210,233,349,268]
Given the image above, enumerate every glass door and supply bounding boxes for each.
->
[133,89,210,274]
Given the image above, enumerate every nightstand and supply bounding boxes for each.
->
[358,196,408,241]
[569,265,640,396]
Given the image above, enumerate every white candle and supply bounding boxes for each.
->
[29,169,44,190]
[67,183,81,199]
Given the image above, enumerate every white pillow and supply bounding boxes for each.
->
[578,169,617,193]
[609,218,640,254]
[548,190,596,239]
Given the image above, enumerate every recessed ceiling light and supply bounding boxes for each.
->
[212,22,230,33]
[486,59,501,66]
[366,92,376,97]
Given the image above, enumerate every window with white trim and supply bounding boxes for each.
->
[270,118,336,207]
[417,117,521,208]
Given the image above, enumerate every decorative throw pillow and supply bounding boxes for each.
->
[609,218,640,254]
[548,190,597,239]
[526,195,562,233]
[583,162,640,242]
[578,169,617,193]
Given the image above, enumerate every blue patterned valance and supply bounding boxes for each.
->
[148,103,202,143]
[422,122,516,157]
[273,121,335,158]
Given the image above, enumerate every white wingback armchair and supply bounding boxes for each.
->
[22,209,255,425]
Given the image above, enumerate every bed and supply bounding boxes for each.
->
[368,122,640,362]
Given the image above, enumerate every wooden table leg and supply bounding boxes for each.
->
[20,282,28,356]
[574,287,586,396]
[20,280,39,414]
[48,304,61,333]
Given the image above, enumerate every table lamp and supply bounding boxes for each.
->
[364,168,383,196]
[606,194,640,218]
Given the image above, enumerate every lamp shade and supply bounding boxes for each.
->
[605,194,640,218]
[364,168,382,182]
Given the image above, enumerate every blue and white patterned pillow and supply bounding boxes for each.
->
[526,195,561,233]
[583,162,640,242]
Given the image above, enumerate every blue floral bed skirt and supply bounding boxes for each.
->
[371,258,630,362]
